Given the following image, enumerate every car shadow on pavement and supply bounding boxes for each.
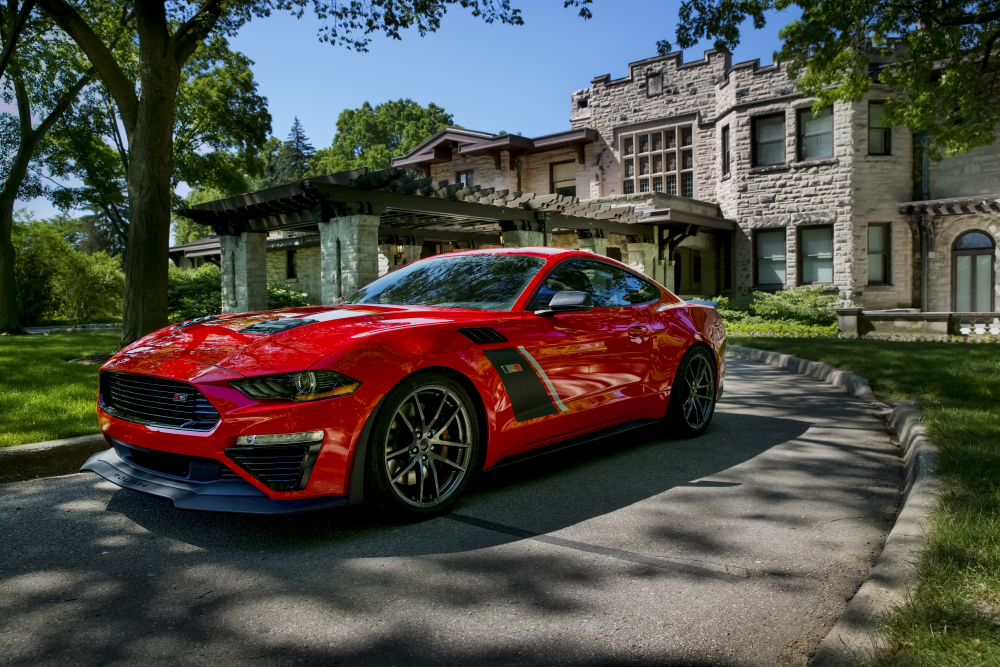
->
[98,411,809,557]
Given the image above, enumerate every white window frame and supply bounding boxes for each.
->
[620,123,695,198]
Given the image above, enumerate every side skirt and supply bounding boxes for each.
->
[486,418,661,471]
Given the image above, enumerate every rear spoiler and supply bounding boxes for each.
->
[686,300,718,307]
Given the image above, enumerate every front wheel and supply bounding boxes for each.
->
[367,373,481,519]
[665,347,718,438]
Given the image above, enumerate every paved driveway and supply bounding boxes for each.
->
[0,358,901,666]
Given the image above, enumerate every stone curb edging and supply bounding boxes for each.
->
[0,433,108,484]
[726,345,939,667]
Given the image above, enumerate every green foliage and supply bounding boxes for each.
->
[725,321,839,336]
[748,285,838,326]
[670,0,1000,158]
[308,99,453,176]
[168,263,310,322]
[12,213,124,325]
[173,187,224,245]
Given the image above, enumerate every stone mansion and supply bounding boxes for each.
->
[176,48,1000,323]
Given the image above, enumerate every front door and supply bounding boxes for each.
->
[519,258,653,446]
[952,231,996,312]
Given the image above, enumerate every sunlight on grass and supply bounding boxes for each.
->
[0,333,119,447]
[732,338,1000,666]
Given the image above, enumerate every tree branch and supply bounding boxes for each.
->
[107,100,128,171]
[0,0,36,82]
[13,73,30,136]
[982,28,1000,74]
[35,0,138,136]
[171,0,223,65]
[33,66,91,140]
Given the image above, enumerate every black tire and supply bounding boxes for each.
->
[366,373,481,519]
[665,346,718,438]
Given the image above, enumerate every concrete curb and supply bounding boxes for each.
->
[726,345,938,667]
[0,433,108,484]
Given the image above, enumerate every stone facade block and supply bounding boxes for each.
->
[577,237,607,255]
[502,230,544,247]
[319,215,381,305]
[220,232,267,313]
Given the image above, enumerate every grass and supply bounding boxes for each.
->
[0,333,119,447]
[732,338,1000,666]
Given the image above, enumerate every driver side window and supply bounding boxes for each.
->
[529,259,631,309]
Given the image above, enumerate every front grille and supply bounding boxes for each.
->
[225,444,320,492]
[100,372,220,431]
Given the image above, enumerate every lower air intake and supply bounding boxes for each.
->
[225,443,321,492]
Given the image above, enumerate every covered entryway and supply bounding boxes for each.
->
[952,230,996,312]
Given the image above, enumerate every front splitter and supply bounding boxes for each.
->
[82,449,349,514]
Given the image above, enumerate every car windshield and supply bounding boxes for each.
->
[345,254,547,310]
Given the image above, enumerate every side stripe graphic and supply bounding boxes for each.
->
[516,345,569,412]
[482,348,559,422]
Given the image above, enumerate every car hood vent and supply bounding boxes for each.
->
[239,318,318,335]
[457,327,508,344]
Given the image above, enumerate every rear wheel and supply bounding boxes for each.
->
[367,373,480,519]
[666,347,718,438]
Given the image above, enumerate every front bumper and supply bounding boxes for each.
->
[83,446,349,514]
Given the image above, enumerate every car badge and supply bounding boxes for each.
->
[173,393,190,402]
[500,364,523,374]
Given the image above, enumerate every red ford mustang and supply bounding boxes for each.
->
[83,247,726,518]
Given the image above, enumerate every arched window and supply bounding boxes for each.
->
[952,230,996,312]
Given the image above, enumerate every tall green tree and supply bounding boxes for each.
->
[285,117,314,181]
[35,0,543,347]
[665,0,1000,158]
[309,99,453,176]
[43,34,271,256]
[0,1,128,334]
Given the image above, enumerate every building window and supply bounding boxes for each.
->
[551,161,576,196]
[869,101,891,156]
[456,170,474,187]
[752,113,785,167]
[797,107,834,161]
[620,124,695,198]
[286,248,297,280]
[647,72,663,97]
[721,125,731,176]
[952,230,996,312]
[868,224,890,284]
[754,229,786,286]
[799,225,834,284]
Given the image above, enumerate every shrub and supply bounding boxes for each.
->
[725,321,840,336]
[168,263,311,322]
[12,216,124,325]
[749,285,837,326]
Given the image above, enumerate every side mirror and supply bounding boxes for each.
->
[535,291,594,317]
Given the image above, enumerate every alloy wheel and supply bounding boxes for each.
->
[383,385,474,508]
[681,355,716,430]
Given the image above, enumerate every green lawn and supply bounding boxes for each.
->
[0,333,119,447]
[732,338,1000,666]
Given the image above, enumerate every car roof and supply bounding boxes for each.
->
[437,247,599,260]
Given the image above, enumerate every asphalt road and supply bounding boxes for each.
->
[0,358,901,667]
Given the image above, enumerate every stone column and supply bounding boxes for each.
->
[626,242,659,281]
[319,215,381,305]
[664,259,677,293]
[577,236,608,255]
[502,229,544,247]
[220,232,267,313]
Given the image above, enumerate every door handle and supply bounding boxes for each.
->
[628,325,648,336]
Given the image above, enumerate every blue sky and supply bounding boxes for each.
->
[16,0,797,219]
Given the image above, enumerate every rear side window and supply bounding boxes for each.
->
[528,259,632,309]
[625,273,660,304]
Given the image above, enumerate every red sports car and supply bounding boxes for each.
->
[83,247,726,518]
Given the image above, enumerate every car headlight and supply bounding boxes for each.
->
[230,370,361,402]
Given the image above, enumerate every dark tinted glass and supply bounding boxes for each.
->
[529,259,632,309]
[625,273,660,303]
[956,232,994,249]
[346,254,545,310]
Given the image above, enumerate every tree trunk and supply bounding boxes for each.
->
[119,65,178,347]
[0,138,35,336]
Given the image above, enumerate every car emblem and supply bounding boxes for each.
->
[173,393,190,402]
[500,364,523,374]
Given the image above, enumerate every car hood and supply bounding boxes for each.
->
[110,305,497,376]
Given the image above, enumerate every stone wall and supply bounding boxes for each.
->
[265,245,321,305]
[929,124,1000,199]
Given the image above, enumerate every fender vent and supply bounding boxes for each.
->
[239,318,317,335]
[457,327,508,345]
